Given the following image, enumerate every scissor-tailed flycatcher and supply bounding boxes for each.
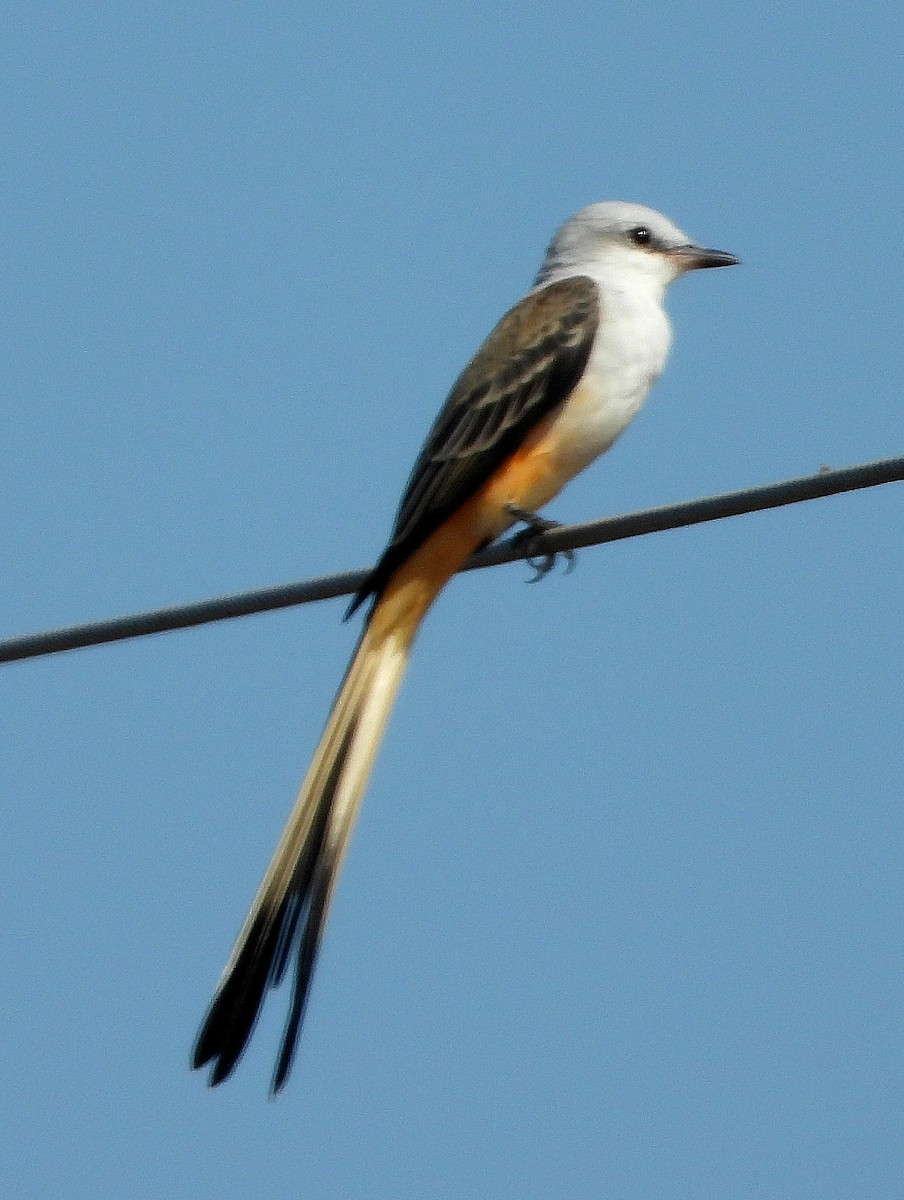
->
[193,201,738,1092]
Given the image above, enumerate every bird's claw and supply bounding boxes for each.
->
[524,547,576,582]
[505,505,577,582]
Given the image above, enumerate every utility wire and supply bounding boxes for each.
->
[1,455,901,666]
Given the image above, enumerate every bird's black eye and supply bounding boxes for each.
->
[629,226,652,247]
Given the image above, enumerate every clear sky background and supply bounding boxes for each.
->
[1,4,902,1198]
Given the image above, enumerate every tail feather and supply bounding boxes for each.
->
[192,626,411,1092]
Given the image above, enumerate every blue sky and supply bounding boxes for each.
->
[1,3,902,1197]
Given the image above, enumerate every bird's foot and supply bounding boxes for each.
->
[505,504,576,582]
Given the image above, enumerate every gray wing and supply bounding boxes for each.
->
[348,275,599,616]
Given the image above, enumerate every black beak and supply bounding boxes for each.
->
[671,244,740,270]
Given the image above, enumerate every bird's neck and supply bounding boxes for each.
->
[588,272,673,406]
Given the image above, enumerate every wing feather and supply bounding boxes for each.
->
[347,275,599,616]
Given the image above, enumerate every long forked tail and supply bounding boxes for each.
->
[192,616,414,1093]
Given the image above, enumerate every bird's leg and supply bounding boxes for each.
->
[505,504,576,582]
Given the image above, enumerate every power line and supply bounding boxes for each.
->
[1,455,901,666]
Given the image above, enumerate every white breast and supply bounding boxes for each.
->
[551,283,672,479]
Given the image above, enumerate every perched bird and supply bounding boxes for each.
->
[193,201,738,1092]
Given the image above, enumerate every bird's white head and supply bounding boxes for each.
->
[535,201,738,296]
